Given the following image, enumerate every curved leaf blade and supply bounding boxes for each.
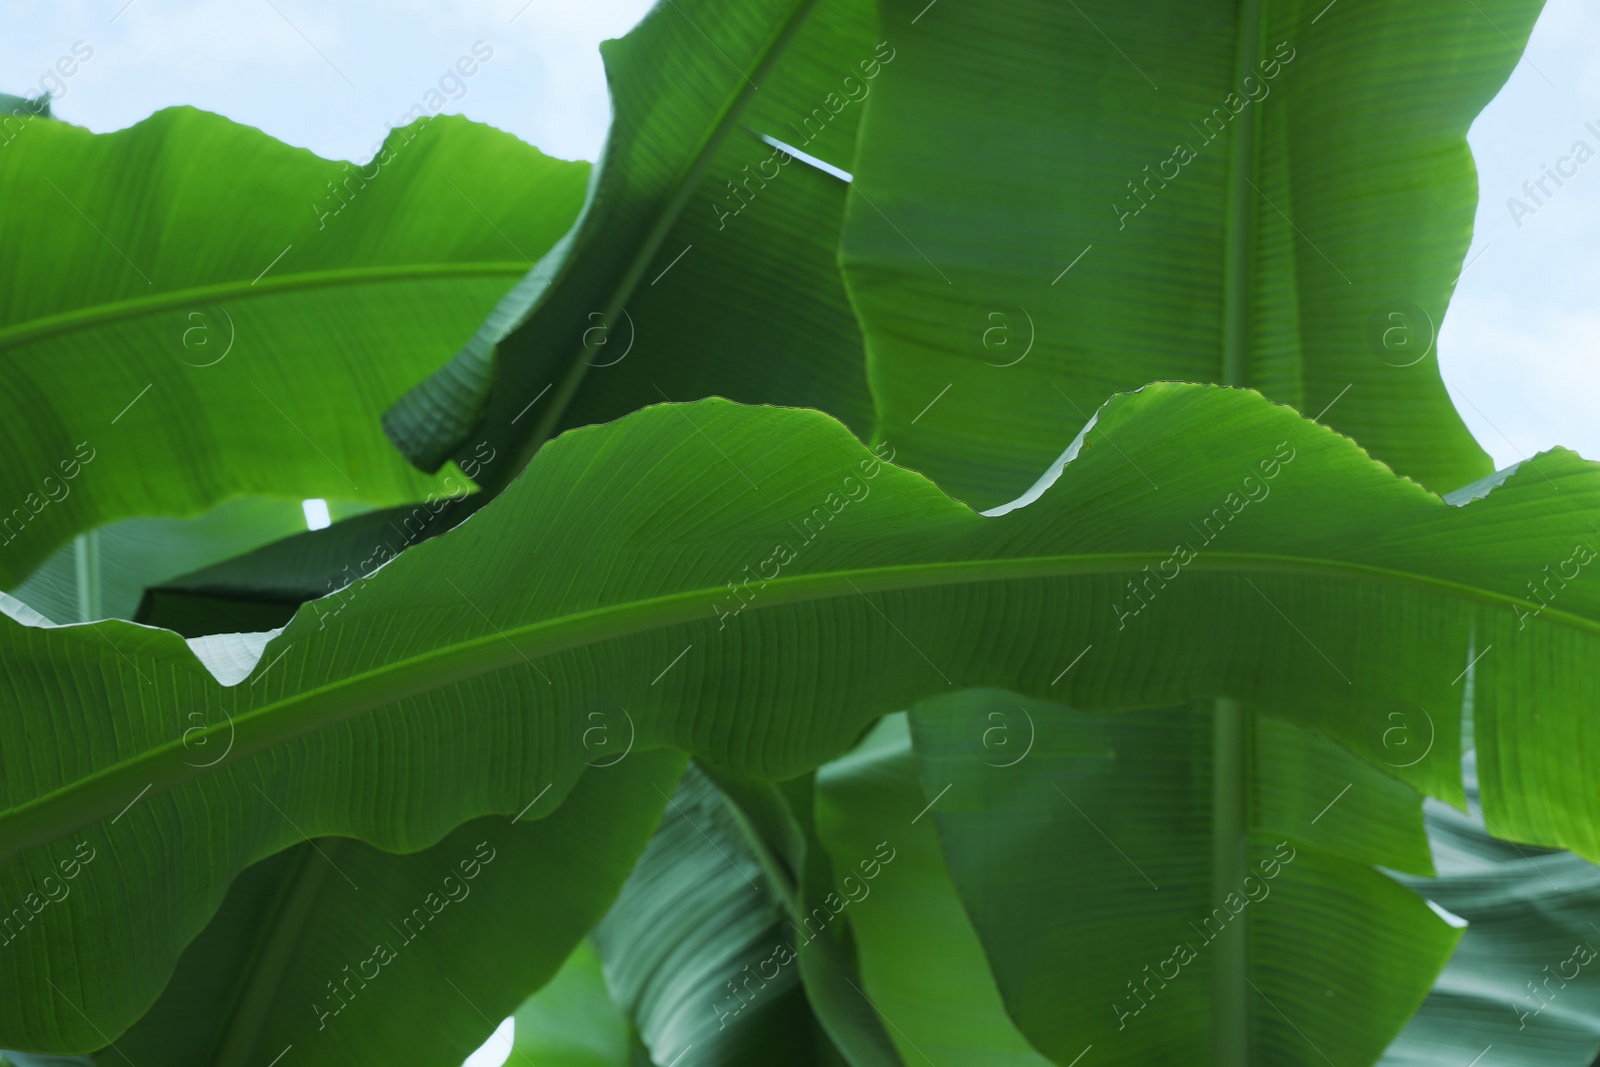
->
[594,765,818,1067]
[9,384,1600,1047]
[1382,753,1600,1066]
[383,0,877,483]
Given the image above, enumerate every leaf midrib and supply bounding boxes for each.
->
[0,548,1577,860]
[0,263,530,352]
[209,840,340,1067]
[1217,0,1266,1062]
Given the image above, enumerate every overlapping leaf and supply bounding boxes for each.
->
[841,0,1542,505]
[592,765,818,1066]
[505,940,635,1067]
[1382,751,1600,1066]
[814,713,1053,1067]
[133,503,451,637]
[705,769,904,1065]
[6,499,318,624]
[383,0,877,486]
[75,751,680,1067]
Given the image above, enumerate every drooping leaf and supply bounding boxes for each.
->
[593,764,818,1067]
[705,770,904,1066]
[0,106,587,584]
[383,0,877,487]
[10,384,1600,1049]
[73,750,680,1067]
[1381,751,1600,1066]
[907,691,1456,1066]
[544,0,882,454]
[840,0,1543,505]
[813,713,1053,1067]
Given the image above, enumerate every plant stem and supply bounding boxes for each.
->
[1222,0,1265,392]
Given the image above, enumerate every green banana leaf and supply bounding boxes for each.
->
[592,764,819,1066]
[1382,751,1600,1066]
[505,940,635,1067]
[383,0,876,487]
[814,713,1053,1067]
[906,691,1453,1065]
[840,0,1542,505]
[11,384,1600,1050]
[0,106,587,585]
[74,751,680,1067]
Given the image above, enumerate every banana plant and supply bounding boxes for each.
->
[2,0,1594,1063]
[590,765,821,1067]
[903,692,1454,1066]
[91,0,890,627]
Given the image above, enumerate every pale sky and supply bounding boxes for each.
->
[3,0,1596,473]
[1443,0,1600,470]
[0,0,655,162]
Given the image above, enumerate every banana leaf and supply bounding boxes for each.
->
[383,0,876,488]
[814,713,1054,1067]
[592,764,820,1066]
[74,751,681,1067]
[504,940,636,1067]
[9,384,1600,1049]
[840,0,1543,505]
[906,692,1451,1065]
[6,500,320,624]
[0,107,587,585]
